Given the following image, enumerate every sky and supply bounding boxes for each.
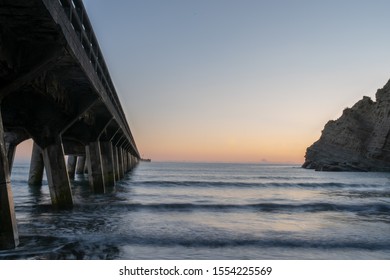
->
[15,0,390,163]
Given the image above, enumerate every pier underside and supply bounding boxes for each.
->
[0,0,140,249]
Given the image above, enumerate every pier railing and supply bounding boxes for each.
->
[57,0,137,151]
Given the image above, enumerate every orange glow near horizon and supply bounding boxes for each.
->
[14,133,317,164]
[136,125,320,164]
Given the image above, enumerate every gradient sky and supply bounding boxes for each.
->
[15,0,390,163]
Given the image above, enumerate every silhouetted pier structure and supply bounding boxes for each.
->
[0,0,140,249]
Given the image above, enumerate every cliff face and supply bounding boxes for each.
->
[303,79,390,171]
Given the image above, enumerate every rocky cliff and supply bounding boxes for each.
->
[302,79,390,171]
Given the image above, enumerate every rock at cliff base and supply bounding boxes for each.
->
[302,80,390,172]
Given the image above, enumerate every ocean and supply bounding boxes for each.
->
[1,162,390,260]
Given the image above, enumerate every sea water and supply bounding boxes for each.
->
[1,162,390,259]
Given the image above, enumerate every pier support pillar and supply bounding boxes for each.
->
[130,155,135,169]
[5,143,16,175]
[86,142,105,193]
[28,142,44,186]
[127,153,133,171]
[100,142,115,187]
[124,151,128,173]
[122,151,126,173]
[113,146,119,181]
[134,155,137,168]
[42,139,73,208]
[67,155,77,180]
[116,147,123,180]
[84,157,89,174]
[129,154,133,170]
[123,149,127,175]
[76,156,86,174]
[120,148,125,178]
[0,111,19,249]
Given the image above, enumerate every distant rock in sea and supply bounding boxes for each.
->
[303,79,390,172]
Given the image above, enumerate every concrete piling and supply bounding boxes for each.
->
[131,154,135,169]
[28,142,45,186]
[0,111,19,249]
[113,146,120,182]
[84,156,89,174]
[76,156,86,174]
[118,148,124,179]
[5,143,16,175]
[86,142,105,193]
[67,155,77,180]
[123,151,128,173]
[122,149,126,177]
[100,142,115,187]
[42,139,73,208]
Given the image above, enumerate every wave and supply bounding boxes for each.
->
[119,235,390,250]
[4,234,389,260]
[130,202,390,213]
[132,180,384,189]
[12,233,390,253]
[41,201,389,214]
